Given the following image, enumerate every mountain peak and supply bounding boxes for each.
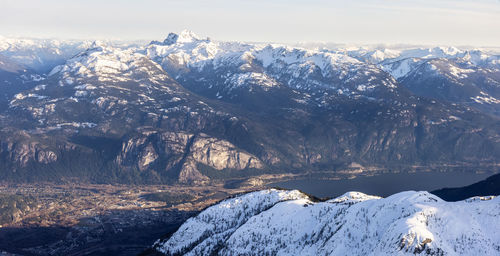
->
[162,33,179,45]
[177,29,206,43]
[151,30,207,46]
[87,40,108,52]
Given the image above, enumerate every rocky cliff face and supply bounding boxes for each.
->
[189,134,263,170]
[4,141,57,167]
[0,133,59,168]
[116,130,264,184]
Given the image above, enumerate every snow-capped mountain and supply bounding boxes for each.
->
[399,58,500,116]
[154,189,500,256]
[1,30,500,184]
[340,45,499,65]
[146,31,399,102]
[337,45,500,78]
[331,45,500,115]
[147,34,500,117]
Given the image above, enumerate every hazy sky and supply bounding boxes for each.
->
[1,0,499,46]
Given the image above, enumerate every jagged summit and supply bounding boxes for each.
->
[88,40,108,50]
[177,29,207,43]
[162,33,179,45]
[150,30,208,46]
[63,40,110,61]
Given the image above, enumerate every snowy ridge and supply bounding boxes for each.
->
[338,46,500,78]
[2,34,499,79]
[48,41,167,84]
[154,189,307,255]
[340,46,498,64]
[380,57,422,79]
[398,57,500,108]
[155,189,500,256]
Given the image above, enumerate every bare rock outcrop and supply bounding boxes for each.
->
[1,139,58,167]
[190,134,263,171]
[116,130,265,183]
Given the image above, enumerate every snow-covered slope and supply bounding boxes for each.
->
[154,189,500,256]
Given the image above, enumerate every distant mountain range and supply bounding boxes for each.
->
[152,189,500,255]
[1,31,499,184]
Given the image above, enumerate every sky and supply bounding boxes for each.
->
[1,0,499,46]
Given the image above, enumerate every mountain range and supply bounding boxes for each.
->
[1,30,500,184]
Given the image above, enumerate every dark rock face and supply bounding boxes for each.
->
[1,37,500,184]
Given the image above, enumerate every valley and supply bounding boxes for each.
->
[0,183,249,255]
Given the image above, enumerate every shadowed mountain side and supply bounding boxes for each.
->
[432,173,500,201]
